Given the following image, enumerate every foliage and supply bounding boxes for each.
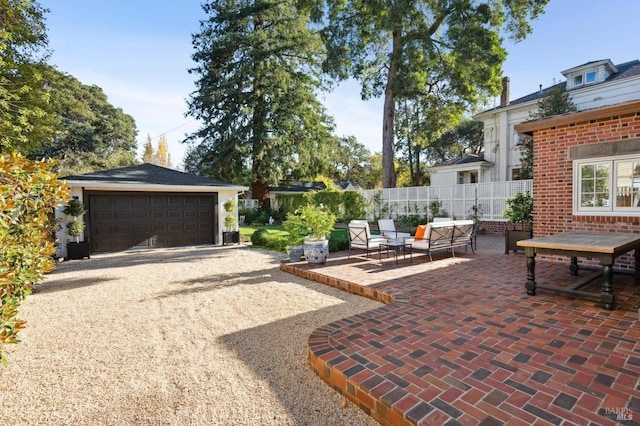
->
[529,84,578,120]
[185,0,335,205]
[66,220,85,240]
[395,96,465,185]
[467,187,484,232]
[245,208,270,226]
[223,199,235,213]
[243,225,348,253]
[224,215,237,231]
[283,214,308,245]
[427,199,448,222]
[357,153,383,189]
[313,0,548,188]
[282,203,336,240]
[503,191,533,231]
[519,84,577,178]
[36,67,138,175]
[62,198,86,217]
[369,190,389,221]
[142,135,172,168]
[0,151,69,366]
[275,190,366,223]
[340,191,366,222]
[223,199,237,231]
[327,136,372,186]
[250,228,270,246]
[0,0,58,156]
[430,119,484,162]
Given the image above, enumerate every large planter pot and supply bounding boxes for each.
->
[67,241,90,260]
[286,244,304,262]
[505,229,532,254]
[303,237,329,265]
[223,231,240,245]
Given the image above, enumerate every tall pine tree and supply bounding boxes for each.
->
[185,0,334,205]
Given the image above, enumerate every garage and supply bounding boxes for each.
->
[58,163,248,257]
[88,191,216,253]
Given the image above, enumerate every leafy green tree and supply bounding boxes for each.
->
[327,135,372,185]
[395,95,464,185]
[35,67,138,175]
[359,153,384,189]
[0,0,57,155]
[430,119,484,161]
[519,84,577,178]
[313,0,548,188]
[0,151,69,366]
[185,0,334,206]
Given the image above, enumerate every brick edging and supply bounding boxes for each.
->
[280,261,414,426]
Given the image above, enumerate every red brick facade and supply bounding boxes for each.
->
[516,100,640,269]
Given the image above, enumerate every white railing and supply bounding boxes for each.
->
[359,180,533,222]
[238,198,260,211]
[240,180,533,222]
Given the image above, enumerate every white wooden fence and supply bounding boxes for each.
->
[360,180,533,222]
[239,180,533,222]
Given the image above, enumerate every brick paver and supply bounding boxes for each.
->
[281,235,640,425]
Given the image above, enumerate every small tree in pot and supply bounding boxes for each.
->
[283,204,336,264]
[222,199,240,244]
[63,198,90,259]
[502,191,533,254]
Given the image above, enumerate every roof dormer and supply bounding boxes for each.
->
[562,59,617,90]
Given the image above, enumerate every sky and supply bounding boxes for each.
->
[44,1,640,167]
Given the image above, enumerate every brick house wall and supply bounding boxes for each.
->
[516,100,640,269]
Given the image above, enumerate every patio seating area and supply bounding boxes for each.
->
[281,234,640,425]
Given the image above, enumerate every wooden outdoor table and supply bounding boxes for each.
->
[517,232,640,310]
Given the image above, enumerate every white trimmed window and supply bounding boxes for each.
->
[574,155,640,215]
[573,75,583,86]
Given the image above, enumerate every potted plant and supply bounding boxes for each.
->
[283,203,336,264]
[283,214,307,262]
[503,191,533,254]
[63,198,90,259]
[222,199,240,245]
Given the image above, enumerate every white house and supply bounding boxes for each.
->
[429,59,640,185]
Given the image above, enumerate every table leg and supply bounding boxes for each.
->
[600,262,615,310]
[569,256,579,276]
[635,248,640,285]
[525,248,536,296]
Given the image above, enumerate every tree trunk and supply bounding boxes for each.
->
[250,181,270,209]
[382,31,401,188]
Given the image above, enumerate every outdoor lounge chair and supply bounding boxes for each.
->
[377,219,411,240]
[348,220,388,259]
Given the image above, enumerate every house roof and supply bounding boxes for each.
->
[481,59,640,111]
[62,163,248,191]
[269,181,326,193]
[335,181,362,191]
[515,99,640,135]
[430,153,493,169]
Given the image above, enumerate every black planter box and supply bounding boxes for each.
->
[505,230,532,254]
[67,241,91,260]
[223,231,240,245]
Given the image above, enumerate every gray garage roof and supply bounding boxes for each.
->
[63,163,247,189]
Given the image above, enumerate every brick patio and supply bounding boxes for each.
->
[281,234,640,425]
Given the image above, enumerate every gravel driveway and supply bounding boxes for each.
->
[0,245,381,426]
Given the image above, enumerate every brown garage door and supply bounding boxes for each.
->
[88,191,217,253]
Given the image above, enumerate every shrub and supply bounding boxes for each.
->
[250,228,269,246]
[0,151,69,366]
